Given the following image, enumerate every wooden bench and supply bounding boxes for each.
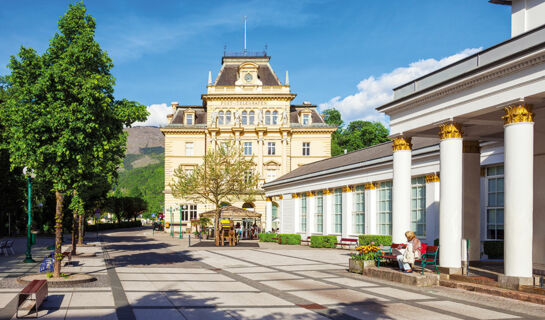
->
[17,279,48,318]
[334,238,358,249]
[418,245,439,274]
[300,236,311,245]
[376,243,407,268]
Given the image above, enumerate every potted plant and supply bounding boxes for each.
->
[349,244,380,273]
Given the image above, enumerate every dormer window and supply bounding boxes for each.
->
[185,109,196,125]
[302,114,310,125]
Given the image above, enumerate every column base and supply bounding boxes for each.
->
[437,266,462,275]
[498,275,533,290]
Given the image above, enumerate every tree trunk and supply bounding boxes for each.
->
[78,213,84,245]
[215,207,220,246]
[71,211,77,255]
[53,191,64,278]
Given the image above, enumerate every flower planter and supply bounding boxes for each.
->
[349,258,375,273]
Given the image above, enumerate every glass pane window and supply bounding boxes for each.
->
[315,191,323,233]
[185,142,193,156]
[225,111,231,124]
[218,111,224,125]
[302,142,310,156]
[272,203,279,230]
[265,111,271,125]
[272,111,278,125]
[244,142,252,155]
[266,169,276,182]
[302,113,310,125]
[249,111,255,125]
[411,177,426,237]
[334,188,342,233]
[377,181,392,235]
[242,111,248,125]
[190,205,197,220]
[267,142,276,155]
[486,165,504,240]
[186,113,193,125]
[352,185,365,234]
[300,194,307,232]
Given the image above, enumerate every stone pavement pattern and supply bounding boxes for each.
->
[1,228,544,319]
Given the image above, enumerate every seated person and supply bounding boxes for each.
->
[396,231,421,273]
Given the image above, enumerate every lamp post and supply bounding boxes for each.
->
[22,167,36,263]
[179,206,183,239]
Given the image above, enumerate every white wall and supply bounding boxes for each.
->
[512,0,545,37]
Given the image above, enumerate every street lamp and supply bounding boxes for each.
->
[22,167,36,263]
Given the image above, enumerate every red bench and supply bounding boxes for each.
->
[17,279,48,318]
[300,236,311,245]
[335,238,358,249]
[376,243,407,268]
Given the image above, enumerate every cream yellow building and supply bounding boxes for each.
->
[161,53,336,233]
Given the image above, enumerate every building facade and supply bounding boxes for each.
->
[264,0,545,289]
[162,54,336,233]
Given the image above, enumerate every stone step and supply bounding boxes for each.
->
[440,279,545,305]
[449,274,499,287]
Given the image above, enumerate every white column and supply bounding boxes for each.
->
[462,141,481,261]
[293,194,300,233]
[392,137,412,244]
[425,175,440,245]
[323,190,333,235]
[279,197,284,232]
[439,123,463,272]
[265,198,273,232]
[504,105,534,279]
[365,184,377,234]
[307,193,315,236]
[342,187,352,238]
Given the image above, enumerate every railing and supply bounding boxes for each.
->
[224,51,267,57]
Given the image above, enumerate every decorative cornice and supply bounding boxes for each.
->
[425,174,440,183]
[502,104,534,125]
[439,122,463,139]
[364,183,376,190]
[392,137,412,151]
[463,140,481,153]
[161,129,207,135]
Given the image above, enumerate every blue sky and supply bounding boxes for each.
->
[0,0,511,126]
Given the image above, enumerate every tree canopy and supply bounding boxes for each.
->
[322,108,390,156]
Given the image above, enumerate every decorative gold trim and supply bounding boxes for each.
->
[462,140,480,153]
[292,193,299,198]
[342,186,352,193]
[266,197,272,202]
[306,191,314,197]
[364,183,376,190]
[392,137,412,151]
[279,195,283,200]
[439,122,463,139]
[322,189,331,195]
[425,174,440,183]
[502,104,534,124]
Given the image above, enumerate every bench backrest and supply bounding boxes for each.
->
[340,238,358,242]
[391,243,407,249]
[426,245,439,254]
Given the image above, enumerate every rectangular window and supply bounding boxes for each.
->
[302,113,310,125]
[272,111,278,125]
[334,188,342,233]
[302,142,310,156]
[315,191,323,233]
[377,181,392,235]
[352,185,365,234]
[181,205,188,221]
[486,165,504,240]
[411,177,426,237]
[244,142,252,155]
[300,193,307,232]
[190,204,197,220]
[266,169,276,182]
[267,142,276,155]
[186,113,193,125]
[185,142,193,156]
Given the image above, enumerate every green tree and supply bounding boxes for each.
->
[171,142,259,246]
[0,3,147,277]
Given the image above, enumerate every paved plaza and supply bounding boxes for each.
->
[0,228,544,319]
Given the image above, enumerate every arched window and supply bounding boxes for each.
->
[265,111,271,125]
[242,202,255,212]
[249,111,255,125]
[242,111,248,125]
[218,111,224,125]
[225,111,231,124]
[272,111,278,125]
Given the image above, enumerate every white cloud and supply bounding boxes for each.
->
[319,48,482,125]
[132,103,171,127]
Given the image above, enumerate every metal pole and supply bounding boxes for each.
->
[24,176,35,263]
[170,207,173,237]
[179,206,182,239]
[189,233,191,247]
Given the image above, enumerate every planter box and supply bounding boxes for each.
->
[349,258,375,273]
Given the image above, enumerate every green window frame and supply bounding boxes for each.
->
[352,185,365,234]
[377,181,392,235]
[300,193,307,232]
[315,191,323,233]
[334,188,342,233]
[411,177,426,237]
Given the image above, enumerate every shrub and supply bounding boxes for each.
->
[86,220,142,232]
[258,233,277,242]
[310,235,337,248]
[358,235,392,246]
[277,233,301,245]
[483,241,504,259]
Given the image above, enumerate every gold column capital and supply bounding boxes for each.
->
[266,197,272,202]
[392,136,412,151]
[323,189,332,195]
[278,195,283,200]
[439,122,463,139]
[502,104,534,125]
[292,193,299,199]
[425,174,440,183]
[364,183,376,190]
[342,186,352,193]
[462,140,480,153]
[306,191,315,197]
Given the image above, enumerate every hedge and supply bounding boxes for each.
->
[277,233,301,245]
[93,220,142,231]
[258,233,277,242]
[483,241,504,259]
[310,235,338,248]
[358,235,392,246]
